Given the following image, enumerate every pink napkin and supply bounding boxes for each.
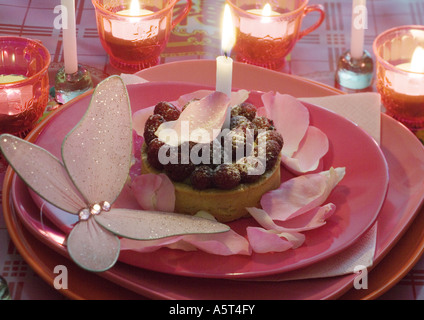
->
[121,74,382,280]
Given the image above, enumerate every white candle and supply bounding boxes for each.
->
[244,3,282,38]
[216,4,236,129]
[350,0,367,59]
[216,55,233,97]
[61,0,79,74]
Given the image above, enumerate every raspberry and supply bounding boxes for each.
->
[252,116,274,132]
[213,164,241,189]
[231,102,257,121]
[154,101,181,121]
[256,130,284,149]
[225,122,256,162]
[146,138,165,170]
[236,156,264,183]
[190,165,214,190]
[164,161,195,182]
[257,140,281,170]
[230,115,249,130]
[144,114,165,144]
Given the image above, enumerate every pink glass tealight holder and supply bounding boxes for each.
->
[0,37,50,137]
[227,0,325,70]
[92,0,192,73]
[374,25,424,132]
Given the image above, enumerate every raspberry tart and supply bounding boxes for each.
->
[140,99,283,223]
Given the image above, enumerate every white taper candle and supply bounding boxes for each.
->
[62,0,79,74]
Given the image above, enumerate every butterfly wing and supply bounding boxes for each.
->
[61,76,133,205]
[0,134,86,214]
[95,208,230,240]
[67,217,120,272]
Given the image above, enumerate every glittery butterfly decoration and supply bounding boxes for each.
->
[0,76,230,272]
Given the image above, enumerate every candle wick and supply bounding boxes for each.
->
[224,52,228,58]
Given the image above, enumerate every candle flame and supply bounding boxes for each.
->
[262,3,272,16]
[411,46,424,73]
[261,3,277,23]
[129,0,141,15]
[221,4,236,56]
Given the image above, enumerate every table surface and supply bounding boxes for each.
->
[1,0,423,300]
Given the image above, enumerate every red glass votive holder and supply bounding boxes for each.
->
[0,37,50,137]
[374,26,424,132]
[227,0,325,70]
[92,0,192,72]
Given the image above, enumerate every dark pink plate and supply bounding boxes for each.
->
[19,81,388,279]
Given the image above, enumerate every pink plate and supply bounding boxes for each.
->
[8,60,424,299]
[23,81,388,279]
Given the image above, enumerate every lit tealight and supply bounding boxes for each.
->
[116,0,154,16]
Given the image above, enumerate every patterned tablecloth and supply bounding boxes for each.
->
[1,0,423,300]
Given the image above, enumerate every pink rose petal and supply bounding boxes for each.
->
[247,204,336,233]
[176,89,250,110]
[120,229,250,256]
[156,91,231,146]
[246,227,296,253]
[132,105,155,137]
[260,167,345,221]
[281,126,329,174]
[130,173,175,212]
[261,92,309,157]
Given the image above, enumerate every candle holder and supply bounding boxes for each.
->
[0,36,50,138]
[55,64,93,104]
[374,25,424,132]
[335,50,374,92]
[92,0,192,73]
[226,0,325,70]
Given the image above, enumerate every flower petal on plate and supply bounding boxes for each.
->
[247,204,336,233]
[130,173,175,212]
[94,208,230,240]
[62,76,133,205]
[67,218,120,272]
[176,89,250,110]
[182,230,251,255]
[281,126,329,174]
[155,91,230,146]
[132,105,155,137]
[0,134,86,214]
[120,229,250,256]
[246,227,296,253]
[261,92,310,157]
[260,167,346,221]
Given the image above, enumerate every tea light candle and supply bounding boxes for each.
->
[388,46,424,96]
[105,0,156,42]
[350,0,367,59]
[117,0,154,16]
[61,0,79,74]
[0,74,27,84]
[244,3,281,38]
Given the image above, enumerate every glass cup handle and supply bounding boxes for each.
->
[172,0,193,29]
[298,4,326,40]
